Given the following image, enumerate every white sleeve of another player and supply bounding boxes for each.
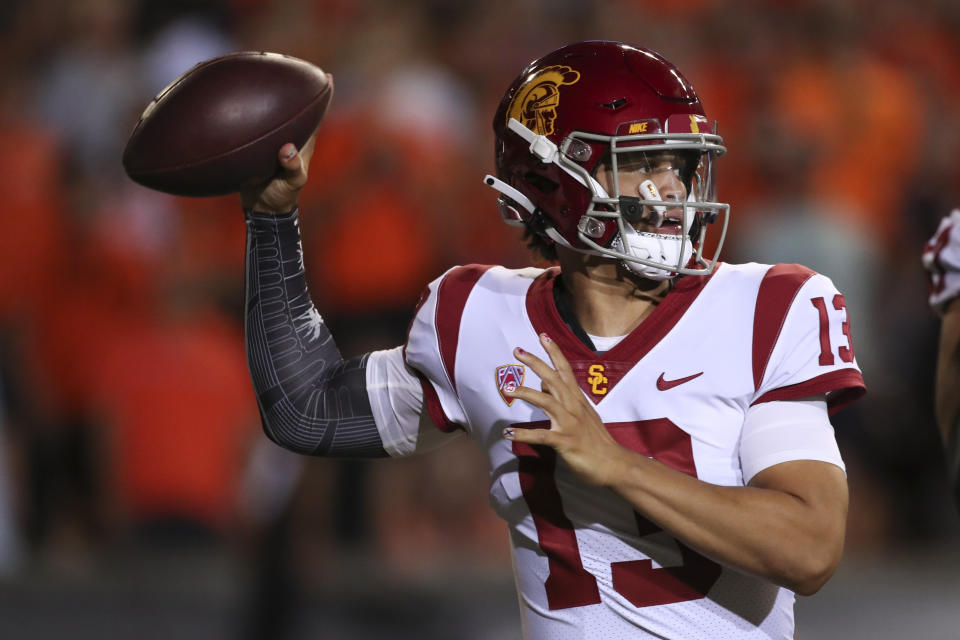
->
[366,347,461,458]
[923,209,960,314]
[739,396,845,484]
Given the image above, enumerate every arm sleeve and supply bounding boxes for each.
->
[752,270,866,415]
[739,397,844,484]
[244,209,387,458]
[366,347,462,456]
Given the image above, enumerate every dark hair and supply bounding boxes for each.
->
[522,209,559,263]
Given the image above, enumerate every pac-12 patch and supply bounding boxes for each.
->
[496,364,525,406]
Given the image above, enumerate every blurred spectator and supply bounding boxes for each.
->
[32,0,140,182]
[89,304,256,546]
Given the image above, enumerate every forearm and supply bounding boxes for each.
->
[244,209,387,458]
[603,450,845,595]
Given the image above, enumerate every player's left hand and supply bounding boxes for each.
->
[503,333,627,487]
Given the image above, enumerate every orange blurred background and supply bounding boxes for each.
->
[0,0,957,638]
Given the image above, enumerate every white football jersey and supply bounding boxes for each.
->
[400,262,865,640]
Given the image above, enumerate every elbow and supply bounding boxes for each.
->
[782,545,843,596]
[258,410,309,455]
[259,414,288,449]
[790,565,835,597]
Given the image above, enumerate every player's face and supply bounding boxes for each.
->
[595,151,690,235]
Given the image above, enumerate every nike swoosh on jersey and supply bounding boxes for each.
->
[656,371,704,390]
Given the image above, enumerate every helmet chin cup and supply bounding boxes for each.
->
[610,226,694,281]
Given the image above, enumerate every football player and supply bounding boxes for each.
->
[922,209,960,511]
[240,41,865,639]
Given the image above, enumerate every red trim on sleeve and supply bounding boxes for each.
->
[435,264,493,391]
[751,368,866,416]
[752,264,816,392]
[416,371,463,433]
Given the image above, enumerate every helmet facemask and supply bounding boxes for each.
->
[560,127,730,280]
[486,117,729,280]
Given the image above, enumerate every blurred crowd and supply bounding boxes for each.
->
[0,0,958,636]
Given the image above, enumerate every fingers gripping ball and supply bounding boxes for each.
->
[122,51,333,197]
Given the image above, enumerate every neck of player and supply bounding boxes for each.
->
[557,246,671,338]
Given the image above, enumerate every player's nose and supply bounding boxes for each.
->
[651,170,685,202]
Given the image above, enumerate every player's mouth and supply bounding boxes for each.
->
[632,212,683,235]
[655,215,684,235]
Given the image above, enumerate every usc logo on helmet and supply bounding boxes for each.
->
[507,65,581,136]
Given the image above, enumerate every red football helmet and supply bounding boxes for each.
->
[485,41,729,278]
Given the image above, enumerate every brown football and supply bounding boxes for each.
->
[122,51,333,197]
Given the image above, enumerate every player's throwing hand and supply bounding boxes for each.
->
[240,132,317,214]
[503,333,627,488]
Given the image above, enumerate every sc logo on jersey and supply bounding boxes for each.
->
[506,65,581,136]
[587,364,608,396]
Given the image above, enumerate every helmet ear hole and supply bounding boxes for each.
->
[523,172,559,194]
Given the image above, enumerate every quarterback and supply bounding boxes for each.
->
[240,42,865,639]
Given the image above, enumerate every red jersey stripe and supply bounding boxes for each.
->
[435,264,494,391]
[752,264,816,392]
[415,371,462,433]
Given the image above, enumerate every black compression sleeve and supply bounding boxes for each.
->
[244,209,388,458]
